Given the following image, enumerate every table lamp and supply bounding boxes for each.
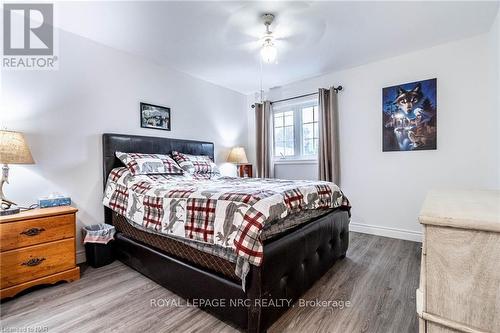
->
[227,147,248,165]
[227,147,251,177]
[0,130,35,216]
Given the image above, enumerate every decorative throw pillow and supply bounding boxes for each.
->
[171,151,219,176]
[116,152,183,176]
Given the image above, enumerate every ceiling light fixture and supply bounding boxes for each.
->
[260,13,277,64]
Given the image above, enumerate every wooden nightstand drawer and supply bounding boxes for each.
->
[0,207,80,299]
[0,214,75,251]
[0,238,75,289]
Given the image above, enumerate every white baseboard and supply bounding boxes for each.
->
[76,249,86,264]
[350,222,422,242]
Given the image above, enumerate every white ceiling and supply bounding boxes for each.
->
[54,1,499,94]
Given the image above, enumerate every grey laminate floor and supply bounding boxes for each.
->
[1,232,421,333]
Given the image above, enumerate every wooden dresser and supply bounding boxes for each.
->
[417,189,500,333]
[0,206,80,299]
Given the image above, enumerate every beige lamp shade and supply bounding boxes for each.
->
[0,130,35,164]
[227,147,248,164]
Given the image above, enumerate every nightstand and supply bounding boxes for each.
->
[0,206,80,299]
[237,164,253,178]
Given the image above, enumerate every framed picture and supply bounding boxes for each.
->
[140,102,171,131]
[382,78,437,151]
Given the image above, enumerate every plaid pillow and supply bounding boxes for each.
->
[116,152,183,176]
[171,151,219,176]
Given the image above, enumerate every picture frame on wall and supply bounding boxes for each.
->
[382,78,437,151]
[140,102,171,131]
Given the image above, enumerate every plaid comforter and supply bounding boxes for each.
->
[103,167,349,268]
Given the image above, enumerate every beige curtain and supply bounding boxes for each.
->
[318,87,340,184]
[255,101,274,178]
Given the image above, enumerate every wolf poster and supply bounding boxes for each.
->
[382,78,437,151]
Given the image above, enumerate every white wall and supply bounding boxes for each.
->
[496,10,500,186]
[248,32,499,241]
[494,10,500,183]
[1,29,248,260]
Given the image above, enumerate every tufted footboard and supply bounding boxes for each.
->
[247,209,350,332]
[112,209,349,333]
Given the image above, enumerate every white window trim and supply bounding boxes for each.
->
[272,97,319,162]
[274,159,318,165]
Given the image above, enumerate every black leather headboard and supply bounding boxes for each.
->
[102,133,214,224]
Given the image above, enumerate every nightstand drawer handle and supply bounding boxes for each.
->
[20,227,46,236]
[21,257,46,267]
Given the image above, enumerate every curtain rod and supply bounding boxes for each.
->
[251,85,342,108]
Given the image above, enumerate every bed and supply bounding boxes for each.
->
[102,133,350,332]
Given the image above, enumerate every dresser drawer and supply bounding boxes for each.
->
[0,238,75,289]
[425,226,500,332]
[0,213,75,251]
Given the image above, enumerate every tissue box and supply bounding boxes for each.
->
[38,196,72,208]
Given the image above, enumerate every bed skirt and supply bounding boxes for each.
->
[112,212,240,281]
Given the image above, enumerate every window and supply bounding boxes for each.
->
[273,111,295,157]
[273,99,319,160]
[302,106,319,156]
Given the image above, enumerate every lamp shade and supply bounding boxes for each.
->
[227,147,248,164]
[0,130,34,164]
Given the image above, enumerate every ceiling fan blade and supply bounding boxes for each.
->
[239,40,262,51]
[222,1,327,55]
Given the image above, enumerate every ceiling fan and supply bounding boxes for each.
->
[260,13,278,63]
[222,2,326,68]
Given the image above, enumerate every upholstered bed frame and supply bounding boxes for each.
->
[102,133,350,332]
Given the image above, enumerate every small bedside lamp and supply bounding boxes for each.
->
[0,130,35,216]
[227,147,248,165]
[227,147,252,177]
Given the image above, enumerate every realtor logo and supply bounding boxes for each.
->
[4,3,53,55]
[2,3,58,69]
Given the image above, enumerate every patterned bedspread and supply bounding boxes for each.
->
[103,167,349,269]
